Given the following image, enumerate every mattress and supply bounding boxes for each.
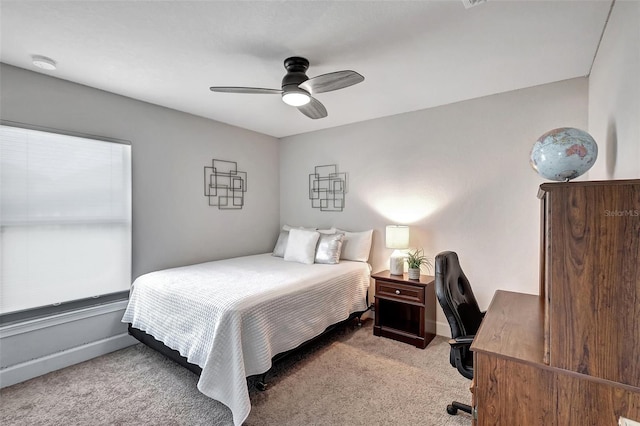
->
[121,253,370,425]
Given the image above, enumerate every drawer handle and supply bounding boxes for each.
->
[395,290,400,295]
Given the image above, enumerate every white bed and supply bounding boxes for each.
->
[122,253,370,425]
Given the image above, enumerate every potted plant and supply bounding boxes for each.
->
[406,248,433,280]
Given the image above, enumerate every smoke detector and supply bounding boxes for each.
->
[462,0,488,9]
[32,55,57,71]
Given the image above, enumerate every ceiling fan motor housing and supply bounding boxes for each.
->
[281,57,310,93]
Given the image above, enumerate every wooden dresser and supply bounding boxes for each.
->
[471,179,640,425]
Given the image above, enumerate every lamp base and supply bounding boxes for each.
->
[389,253,405,275]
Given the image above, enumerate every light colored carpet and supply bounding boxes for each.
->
[0,320,472,425]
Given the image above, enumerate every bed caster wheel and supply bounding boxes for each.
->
[446,404,458,415]
[257,381,268,391]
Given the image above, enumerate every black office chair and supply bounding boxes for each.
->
[435,251,485,416]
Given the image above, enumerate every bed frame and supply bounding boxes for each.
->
[128,303,371,391]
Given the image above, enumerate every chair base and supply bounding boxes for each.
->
[446,401,472,416]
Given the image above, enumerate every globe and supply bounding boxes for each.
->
[530,127,598,181]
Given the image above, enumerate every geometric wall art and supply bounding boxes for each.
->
[308,164,347,212]
[203,159,247,209]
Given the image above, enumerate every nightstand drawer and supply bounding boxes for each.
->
[376,280,425,304]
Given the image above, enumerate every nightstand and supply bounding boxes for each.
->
[372,270,436,349]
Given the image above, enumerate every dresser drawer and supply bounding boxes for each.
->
[376,280,425,304]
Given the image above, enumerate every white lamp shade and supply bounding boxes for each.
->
[386,225,409,249]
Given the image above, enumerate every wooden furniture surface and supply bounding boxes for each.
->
[472,180,640,425]
[472,291,545,365]
[540,179,640,387]
[372,270,436,349]
[472,291,640,425]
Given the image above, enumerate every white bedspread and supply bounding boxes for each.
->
[121,253,370,425]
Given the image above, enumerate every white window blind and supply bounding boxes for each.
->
[0,124,131,314]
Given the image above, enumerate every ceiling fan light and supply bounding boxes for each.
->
[282,91,310,107]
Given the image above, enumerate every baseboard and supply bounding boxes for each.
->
[436,321,452,338]
[0,332,137,388]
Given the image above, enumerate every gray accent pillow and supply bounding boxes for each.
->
[272,230,289,257]
[314,233,344,264]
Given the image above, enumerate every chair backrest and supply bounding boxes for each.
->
[435,251,484,339]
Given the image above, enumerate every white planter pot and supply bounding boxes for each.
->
[408,268,420,280]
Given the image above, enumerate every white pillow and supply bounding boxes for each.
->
[318,227,336,234]
[272,230,289,257]
[284,229,321,264]
[336,228,373,262]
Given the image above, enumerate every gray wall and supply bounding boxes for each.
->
[279,78,588,333]
[0,64,280,382]
[0,63,281,278]
[588,0,640,179]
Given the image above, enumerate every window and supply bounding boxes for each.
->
[0,122,131,317]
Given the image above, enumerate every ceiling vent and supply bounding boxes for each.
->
[462,0,488,9]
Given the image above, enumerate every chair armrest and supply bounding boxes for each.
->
[448,335,475,348]
[448,335,475,380]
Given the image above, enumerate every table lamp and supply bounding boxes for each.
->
[386,225,409,275]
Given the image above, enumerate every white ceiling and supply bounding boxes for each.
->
[0,0,612,138]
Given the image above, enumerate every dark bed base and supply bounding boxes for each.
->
[128,324,203,376]
[127,305,371,391]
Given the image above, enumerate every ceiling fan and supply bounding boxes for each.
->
[209,57,364,119]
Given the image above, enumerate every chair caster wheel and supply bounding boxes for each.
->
[446,405,458,415]
[256,382,268,391]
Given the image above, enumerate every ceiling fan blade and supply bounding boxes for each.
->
[299,70,364,94]
[297,97,328,119]
[209,87,282,95]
